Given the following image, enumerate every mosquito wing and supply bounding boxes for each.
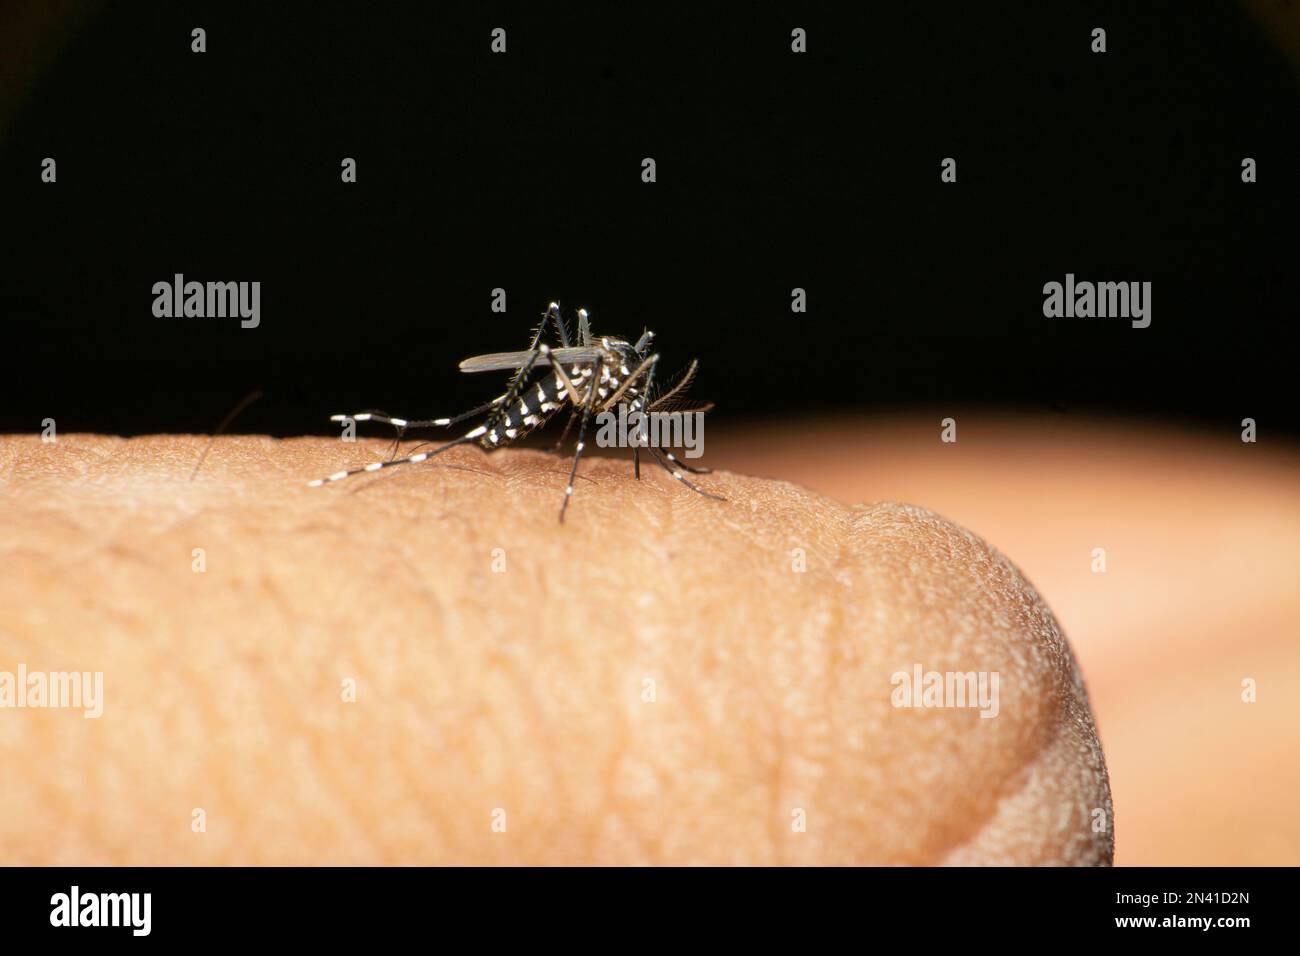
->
[459,346,601,373]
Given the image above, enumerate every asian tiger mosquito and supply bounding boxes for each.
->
[308,302,724,521]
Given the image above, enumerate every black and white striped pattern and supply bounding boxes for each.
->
[308,303,723,519]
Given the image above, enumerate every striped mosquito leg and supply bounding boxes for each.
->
[537,344,587,405]
[551,409,579,453]
[546,301,570,347]
[648,446,725,500]
[662,450,711,475]
[632,356,659,480]
[329,396,503,431]
[503,302,563,395]
[331,399,504,462]
[591,352,657,480]
[602,353,657,410]
[640,355,659,412]
[330,411,421,429]
[307,431,484,487]
[559,356,604,523]
[327,409,413,462]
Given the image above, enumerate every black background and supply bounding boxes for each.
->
[2,1,1296,437]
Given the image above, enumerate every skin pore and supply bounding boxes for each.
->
[0,435,1112,864]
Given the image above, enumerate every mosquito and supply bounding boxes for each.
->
[308,302,724,521]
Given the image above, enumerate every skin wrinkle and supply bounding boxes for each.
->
[934,707,1055,863]
[467,532,557,837]
[845,516,931,859]
[244,680,352,865]
[583,669,640,863]
[772,546,836,865]
[292,729,380,863]
[815,513,858,860]
[941,603,1112,865]
[836,504,1080,863]
[247,517,411,858]
[485,641,570,857]
[592,686,637,864]
[612,566,673,865]
[566,597,642,863]
[371,691,452,863]
[0,435,1112,864]
[456,627,517,856]
[367,707,435,863]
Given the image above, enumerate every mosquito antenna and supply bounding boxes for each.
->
[649,360,698,409]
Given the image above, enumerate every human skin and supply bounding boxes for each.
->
[714,414,1300,866]
[0,435,1112,865]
